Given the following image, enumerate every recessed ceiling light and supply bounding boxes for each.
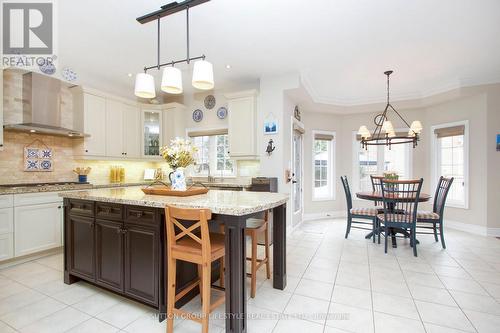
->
[225,64,231,69]
[30,129,36,133]
[127,73,133,77]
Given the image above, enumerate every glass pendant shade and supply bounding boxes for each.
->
[161,66,183,94]
[410,120,423,134]
[192,60,214,90]
[388,130,397,138]
[134,73,156,98]
[382,120,394,133]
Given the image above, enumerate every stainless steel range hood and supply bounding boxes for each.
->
[3,71,89,138]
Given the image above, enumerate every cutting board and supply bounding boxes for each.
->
[141,186,209,197]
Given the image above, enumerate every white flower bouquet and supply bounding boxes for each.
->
[160,137,197,170]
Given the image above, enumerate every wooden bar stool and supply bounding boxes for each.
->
[246,211,271,298]
[219,211,271,298]
[165,205,225,333]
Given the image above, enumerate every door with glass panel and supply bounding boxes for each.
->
[292,129,303,227]
[142,110,162,158]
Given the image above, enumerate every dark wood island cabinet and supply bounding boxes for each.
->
[61,187,288,333]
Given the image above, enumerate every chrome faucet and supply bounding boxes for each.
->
[207,163,215,183]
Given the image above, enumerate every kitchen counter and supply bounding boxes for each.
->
[0,181,150,195]
[59,186,288,216]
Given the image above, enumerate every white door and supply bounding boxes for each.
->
[292,129,303,227]
[14,202,62,256]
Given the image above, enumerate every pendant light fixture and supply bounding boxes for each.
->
[357,70,422,149]
[134,0,213,98]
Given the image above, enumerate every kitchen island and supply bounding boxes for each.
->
[60,186,288,333]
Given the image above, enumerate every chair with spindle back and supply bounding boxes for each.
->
[370,175,385,209]
[416,176,454,249]
[165,205,225,333]
[341,176,379,242]
[378,178,423,257]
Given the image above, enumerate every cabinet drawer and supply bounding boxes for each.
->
[68,200,95,217]
[14,192,62,206]
[0,195,14,209]
[125,206,158,226]
[96,203,123,221]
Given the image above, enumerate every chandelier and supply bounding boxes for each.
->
[134,0,213,99]
[358,70,422,149]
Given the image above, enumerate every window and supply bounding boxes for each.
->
[313,131,335,200]
[190,131,235,177]
[432,122,468,208]
[353,132,412,192]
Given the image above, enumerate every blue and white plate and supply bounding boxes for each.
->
[217,106,227,119]
[62,67,77,82]
[192,109,203,122]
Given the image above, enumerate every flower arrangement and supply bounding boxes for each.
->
[383,171,399,180]
[160,138,197,170]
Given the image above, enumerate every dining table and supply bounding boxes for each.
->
[356,191,431,247]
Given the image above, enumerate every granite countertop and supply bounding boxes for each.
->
[59,186,288,216]
[0,182,150,195]
[189,180,252,188]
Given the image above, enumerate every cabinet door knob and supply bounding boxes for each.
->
[57,206,62,209]
[85,149,88,153]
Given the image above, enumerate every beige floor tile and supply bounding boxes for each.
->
[247,286,293,313]
[19,307,90,333]
[272,318,324,333]
[462,309,500,333]
[409,284,457,306]
[66,318,119,333]
[283,294,330,324]
[72,291,124,316]
[95,300,151,329]
[52,282,98,305]
[326,302,374,333]
[374,311,425,333]
[294,278,333,301]
[372,292,420,320]
[0,297,66,329]
[0,289,45,316]
[331,285,372,310]
[415,300,475,332]
[450,290,500,315]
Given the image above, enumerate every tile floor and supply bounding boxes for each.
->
[1,218,500,332]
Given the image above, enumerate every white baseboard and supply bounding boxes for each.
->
[487,228,500,237]
[445,220,488,236]
[303,211,346,222]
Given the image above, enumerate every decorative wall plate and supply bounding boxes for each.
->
[192,109,203,122]
[217,106,228,119]
[62,67,77,82]
[204,95,216,109]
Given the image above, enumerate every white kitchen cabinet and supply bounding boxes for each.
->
[142,109,162,158]
[105,99,124,158]
[0,234,13,261]
[0,207,13,234]
[123,103,141,158]
[226,90,258,159]
[82,93,107,156]
[14,202,63,257]
[106,100,141,158]
[162,103,186,145]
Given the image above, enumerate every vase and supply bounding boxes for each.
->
[169,168,187,191]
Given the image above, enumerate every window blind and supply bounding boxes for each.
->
[434,125,465,138]
[187,128,228,137]
[314,133,334,141]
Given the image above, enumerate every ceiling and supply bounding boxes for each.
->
[57,0,500,108]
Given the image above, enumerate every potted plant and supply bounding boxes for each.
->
[160,138,197,191]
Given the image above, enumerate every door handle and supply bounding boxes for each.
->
[292,180,297,184]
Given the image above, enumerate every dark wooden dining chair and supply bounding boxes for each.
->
[378,178,424,257]
[341,176,378,242]
[416,176,454,249]
[370,175,385,209]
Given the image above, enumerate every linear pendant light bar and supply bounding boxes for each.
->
[134,0,214,97]
[136,0,210,24]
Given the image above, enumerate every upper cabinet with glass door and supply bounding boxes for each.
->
[142,109,162,158]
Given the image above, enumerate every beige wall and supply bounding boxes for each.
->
[301,88,499,233]
[486,88,500,230]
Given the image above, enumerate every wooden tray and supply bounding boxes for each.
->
[141,186,209,197]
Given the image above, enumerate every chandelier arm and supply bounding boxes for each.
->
[143,55,205,71]
[157,17,161,70]
[388,103,412,129]
[373,104,389,139]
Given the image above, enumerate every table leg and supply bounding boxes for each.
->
[224,216,247,333]
[391,228,398,248]
[272,204,287,290]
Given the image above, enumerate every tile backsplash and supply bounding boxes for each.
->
[0,131,161,184]
[0,131,261,185]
